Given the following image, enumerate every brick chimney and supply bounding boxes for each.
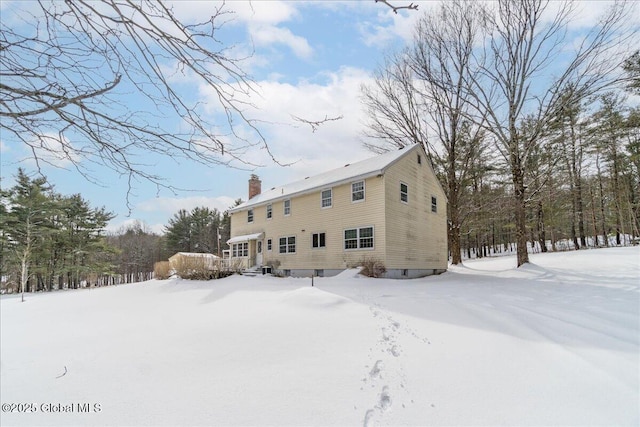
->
[249,174,262,199]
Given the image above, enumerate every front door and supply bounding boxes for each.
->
[256,240,263,266]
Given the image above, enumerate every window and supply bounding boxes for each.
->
[431,196,437,213]
[400,182,408,203]
[344,227,374,250]
[267,238,272,251]
[352,181,365,202]
[232,242,248,257]
[248,209,254,223]
[279,236,296,254]
[417,154,422,164]
[266,204,272,219]
[284,199,291,216]
[321,189,332,208]
[312,232,326,248]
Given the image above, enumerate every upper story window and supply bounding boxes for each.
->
[400,182,408,204]
[312,232,326,248]
[267,238,272,251]
[321,189,332,208]
[417,154,422,164]
[344,226,374,250]
[247,209,254,223]
[284,199,291,216]
[431,196,437,213]
[266,204,272,219]
[351,181,365,202]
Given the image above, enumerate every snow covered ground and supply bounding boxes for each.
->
[1,246,638,426]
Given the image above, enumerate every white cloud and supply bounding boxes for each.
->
[136,195,237,216]
[167,1,297,26]
[231,1,299,26]
[107,195,238,235]
[251,25,313,59]
[201,66,381,189]
[357,3,436,48]
[23,133,79,169]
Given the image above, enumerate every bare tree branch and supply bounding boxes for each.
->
[375,0,419,14]
[0,1,277,210]
[291,114,343,133]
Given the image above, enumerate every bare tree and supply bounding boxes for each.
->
[361,0,487,264]
[1,1,273,206]
[465,0,636,266]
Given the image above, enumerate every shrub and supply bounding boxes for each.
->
[359,257,387,278]
[154,261,172,279]
[174,256,210,280]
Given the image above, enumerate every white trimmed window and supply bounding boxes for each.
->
[344,227,374,250]
[431,196,437,213]
[232,242,248,257]
[352,181,365,202]
[312,232,326,248]
[267,238,272,251]
[266,204,272,219]
[279,236,296,254]
[321,189,332,208]
[284,199,291,216]
[400,182,408,204]
[248,209,254,223]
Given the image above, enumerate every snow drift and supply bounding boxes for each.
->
[1,247,638,426]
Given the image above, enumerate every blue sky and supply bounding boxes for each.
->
[1,0,634,234]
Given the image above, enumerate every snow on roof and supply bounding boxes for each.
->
[229,145,420,212]
[170,252,220,260]
[227,232,264,244]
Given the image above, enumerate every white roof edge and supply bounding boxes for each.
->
[227,232,264,244]
[228,146,420,213]
[229,170,383,214]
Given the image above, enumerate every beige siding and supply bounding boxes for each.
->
[383,149,448,270]
[230,175,387,271]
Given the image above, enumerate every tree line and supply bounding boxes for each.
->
[0,169,237,296]
[361,0,638,265]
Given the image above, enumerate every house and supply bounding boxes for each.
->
[226,144,448,279]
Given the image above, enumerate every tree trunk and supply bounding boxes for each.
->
[449,179,462,264]
[576,179,586,248]
[513,167,529,266]
[537,200,547,252]
[597,155,609,246]
[589,183,600,247]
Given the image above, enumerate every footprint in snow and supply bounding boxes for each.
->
[369,360,383,379]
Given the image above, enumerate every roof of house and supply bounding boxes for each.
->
[229,144,422,213]
[169,252,220,260]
